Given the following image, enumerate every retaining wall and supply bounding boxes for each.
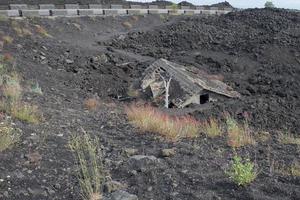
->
[0,3,233,17]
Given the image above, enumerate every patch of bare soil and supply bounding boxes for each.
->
[0,9,299,200]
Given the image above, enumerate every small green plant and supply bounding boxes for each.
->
[0,121,21,152]
[226,155,257,186]
[202,117,222,138]
[69,130,105,200]
[30,81,43,95]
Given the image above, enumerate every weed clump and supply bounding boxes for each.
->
[226,155,257,186]
[69,130,105,200]
[0,121,20,152]
[278,130,300,145]
[201,117,222,138]
[125,104,200,141]
[84,98,99,111]
[225,113,255,148]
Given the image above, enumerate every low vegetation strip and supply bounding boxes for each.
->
[125,104,200,141]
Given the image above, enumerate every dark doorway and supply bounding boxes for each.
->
[200,94,209,104]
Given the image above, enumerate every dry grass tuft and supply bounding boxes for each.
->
[2,53,14,63]
[2,36,13,44]
[84,98,100,111]
[10,102,41,124]
[122,21,132,29]
[291,163,300,177]
[225,113,255,148]
[2,72,22,102]
[278,131,300,145]
[0,121,20,152]
[35,25,51,37]
[125,104,200,141]
[201,117,222,138]
[69,129,105,200]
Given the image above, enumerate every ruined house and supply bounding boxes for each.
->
[141,58,241,108]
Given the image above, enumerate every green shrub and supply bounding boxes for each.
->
[69,131,105,200]
[226,155,257,186]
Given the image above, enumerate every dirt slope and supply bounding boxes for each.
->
[111,8,300,134]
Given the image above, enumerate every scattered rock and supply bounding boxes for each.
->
[65,59,74,64]
[124,148,138,156]
[127,155,159,172]
[109,190,138,200]
[161,148,176,157]
[104,180,126,193]
[0,41,3,52]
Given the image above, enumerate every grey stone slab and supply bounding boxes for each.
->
[39,4,55,9]
[184,10,195,15]
[148,5,158,9]
[89,4,103,9]
[111,5,123,9]
[93,9,104,15]
[22,10,40,17]
[52,9,78,16]
[148,9,168,14]
[28,5,39,9]
[7,10,20,16]
[0,5,9,10]
[130,5,142,9]
[9,4,28,10]
[65,4,79,9]
[78,9,94,16]
[210,7,219,10]
[196,6,205,10]
[180,6,190,10]
[127,9,148,15]
[104,9,127,15]
[224,7,233,11]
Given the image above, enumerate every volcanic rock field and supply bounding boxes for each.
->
[0,5,299,200]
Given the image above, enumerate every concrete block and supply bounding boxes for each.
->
[127,9,148,15]
[224,7,233,12]
[22,10,40,17]
[22,9,50,17]
[184,10,195,15]
[180,6,190,10]
[168,9,184,15]
[39,4,55,9]
[209,10,218,15]
[148,5,158,9]
[65,4,79,9]
[111,5,123,9]
[104,9,127,15]
[196,6,205,10]
[7,10,20,17]
[78,9,103,16]
[89,4,103,9]
[52,9,78,16]
[148,9,168,14]
[9,4,28,10]
[93,9,104,15]
[202,10,211,15]
[210,7,219,10]
[0,5,9,10]
[130,5,142,9]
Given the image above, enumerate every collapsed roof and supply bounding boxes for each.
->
[141,58,241,108]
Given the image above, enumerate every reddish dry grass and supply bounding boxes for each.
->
[125,104,200,141]
[3,53,14,63]
[84,98,99,111]
[225,113,255,148]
